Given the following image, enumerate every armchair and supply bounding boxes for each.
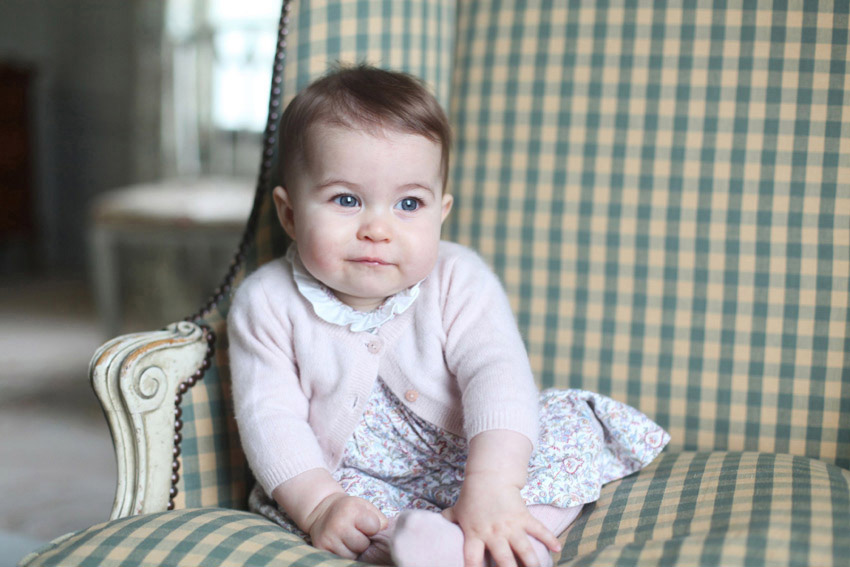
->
[22,1,849,566]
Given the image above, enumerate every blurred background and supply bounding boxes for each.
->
[0,1,280,563]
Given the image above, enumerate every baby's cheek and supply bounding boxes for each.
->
[295,240,330,275]
[410,244,441,281]
[305,252,335,280]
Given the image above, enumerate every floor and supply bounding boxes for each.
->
[0,277,115,566]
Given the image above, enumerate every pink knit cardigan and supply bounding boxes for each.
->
[228,241,540,495]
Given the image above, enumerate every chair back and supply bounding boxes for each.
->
[445,2,849,468]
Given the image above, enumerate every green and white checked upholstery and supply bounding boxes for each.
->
[22,1,850,566]
[446,1,849,468]
[23,452,850,566]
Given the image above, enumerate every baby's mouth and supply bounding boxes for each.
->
[349,257,392,266]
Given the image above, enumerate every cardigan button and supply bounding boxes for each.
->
[366,339,382,354]
[404,389,419,403]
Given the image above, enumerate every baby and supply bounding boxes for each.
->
[228,65,669,567]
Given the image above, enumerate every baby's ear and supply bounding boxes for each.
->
[272,186,297,239]
[440,193,454,223]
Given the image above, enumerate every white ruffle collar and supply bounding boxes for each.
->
[285,244,421,333]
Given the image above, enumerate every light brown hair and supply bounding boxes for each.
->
[278,64,451,190]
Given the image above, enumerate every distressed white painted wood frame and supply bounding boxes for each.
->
[90,321,207,519]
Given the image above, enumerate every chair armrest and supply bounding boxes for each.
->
[90,321,209,519]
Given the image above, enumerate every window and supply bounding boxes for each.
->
[164,0,279,174]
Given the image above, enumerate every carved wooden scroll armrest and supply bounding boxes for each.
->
[90,321,210,519]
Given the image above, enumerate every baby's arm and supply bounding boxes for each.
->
[227,270,386,558]
[443,430,561,567]
[272,468,388,559]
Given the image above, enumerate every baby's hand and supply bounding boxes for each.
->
[304,493,388,559]
[443,474,561,567]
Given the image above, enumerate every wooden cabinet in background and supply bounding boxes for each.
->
[0,63,35,242]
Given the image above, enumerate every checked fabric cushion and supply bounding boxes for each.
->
[22,452,850,567]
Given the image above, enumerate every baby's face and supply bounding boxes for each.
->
[274,124,453,312]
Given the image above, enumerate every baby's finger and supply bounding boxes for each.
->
[353,506,386,536]
[441,506,457,524]
[525,518,562,553]
[313,533,358,560]
[486,538,519,567]
[339,527,372,557]
[462,536,486,567]
[508,532,540,567]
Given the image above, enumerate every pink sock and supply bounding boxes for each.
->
[528,504,584,540]
[391,510,465,567]
[390,505,583,567]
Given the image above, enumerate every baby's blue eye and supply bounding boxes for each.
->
[397,198,420,212]
[334,194,360,208]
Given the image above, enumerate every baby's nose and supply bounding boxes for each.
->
[357,212,391,242]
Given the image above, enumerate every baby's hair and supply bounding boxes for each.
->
[278,64,451,190]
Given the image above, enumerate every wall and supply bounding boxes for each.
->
[0,0,142,274]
